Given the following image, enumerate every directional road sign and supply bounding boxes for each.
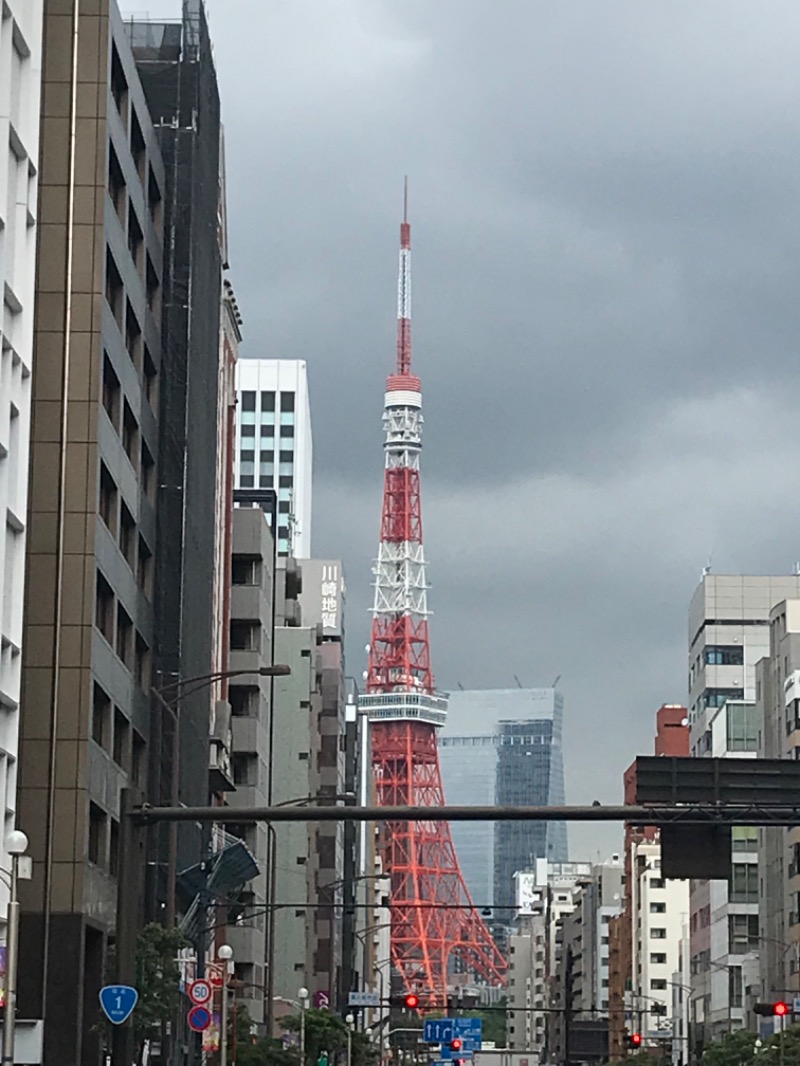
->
[349,991,381,1007]
[187,1006,212,1032]
[189,979,212,1006]
[99,985,138,1025]
[423,1019,482,1047]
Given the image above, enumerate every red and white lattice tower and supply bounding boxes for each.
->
[360,183,506,1006]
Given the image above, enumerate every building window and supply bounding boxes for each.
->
[279,475,293,488]
[88,803,107,867]
[148,165,162,231]
[650,878,665,889]
[119,503,136,569]
[135,634,150,690]
[143,346,158,409]
[110,820,120,877]
[108,143,126,225]
[92,683,111,750]
[230,622,260,652]
[229,687,258,717]
[122,402,139,469]
[651,979,667,990]
[705,645,744,666]
[240,475,254,488]
[261,391,275,411]
[105,249,124,328]
[703,688,744,710]
[116,605,133,668]
[127,207,144,274]
[279,392,295,412]
[650,902,666,914]
[241,423,256,438]
[730,863,758,903]
[141,442,155,501]
[728,913,759,954]
[99,463,118,534]
[110,43,128,126]
[279,424,294,438]
[113,707,129,769]
[241,391,256,412]
[145,258,160,320]
[125,303,142,369]
[231,557,261,586]
[130,108,146,181]
[96,572,115,643]
[102,354,120,430]
[650,953,667,965]
[650,928,667,939]
[728,966,743,1008]
[137,536,152,599]
[727,703,759,752]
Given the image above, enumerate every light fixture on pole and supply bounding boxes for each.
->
[298,986,310,1065]
[346,1013,355,1066]
[218,944,234,1066]
[2,830,28,1066]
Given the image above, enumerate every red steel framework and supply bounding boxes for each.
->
[363,183,506,1005]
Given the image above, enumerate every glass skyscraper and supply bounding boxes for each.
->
[438,689,568,917]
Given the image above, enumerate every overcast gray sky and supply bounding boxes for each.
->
[124,0,800,862]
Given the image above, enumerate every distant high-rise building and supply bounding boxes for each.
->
[235,359,313,557]
[439,688,568,915]
[688,575,800,1045]
[0,0,41,929]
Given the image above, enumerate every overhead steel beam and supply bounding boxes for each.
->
[133,803,800,826]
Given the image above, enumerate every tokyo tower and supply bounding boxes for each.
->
[359,183,506,1006]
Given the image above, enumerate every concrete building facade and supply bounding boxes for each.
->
[17,6,166,1061]
[629,840,689,1041]
[757,600,800,1007]
[235,359,313,557]
[687,576,800,1046]
[0,0,42,925]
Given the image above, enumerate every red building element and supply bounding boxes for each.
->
[362,184,506,1005]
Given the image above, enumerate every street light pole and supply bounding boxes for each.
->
[298,987,309,1066]
[2,831,28,1066]
[219,944,234,1066]
[346,1013,355,1066]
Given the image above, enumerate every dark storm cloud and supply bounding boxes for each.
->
[122,0,800,855]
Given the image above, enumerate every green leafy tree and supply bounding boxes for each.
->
[213,1004,300,1066]
[700,1028,760,1066]
[133,923,190,1045]
[280,1009,376,1066]
[458,1004,507,1047]
[762,1025,800,1066]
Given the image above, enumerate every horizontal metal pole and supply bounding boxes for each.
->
[132,803,800,825]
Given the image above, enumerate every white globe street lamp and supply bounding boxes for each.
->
[2,830,28,1066]
[218,945,234,1066]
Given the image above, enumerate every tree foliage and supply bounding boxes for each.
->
[698,1026,800,1066]
[280,1009,377,1066]
[133,923,190,1039]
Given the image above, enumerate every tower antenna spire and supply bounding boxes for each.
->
[360,186,506,1008]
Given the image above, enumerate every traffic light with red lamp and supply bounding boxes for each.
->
[754,1002,792,1017]
[627,1032,643,1050]
[450,1042,466,1066]
[404,994,420,1010]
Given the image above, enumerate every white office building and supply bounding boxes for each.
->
[687,575,800,1043]
[235,359,313,557]
[0,1,42,879]
[629,840,689,1039]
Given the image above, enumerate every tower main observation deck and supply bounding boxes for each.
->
[361,184,506,1005]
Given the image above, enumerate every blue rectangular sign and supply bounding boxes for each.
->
[423,1018,482,1049]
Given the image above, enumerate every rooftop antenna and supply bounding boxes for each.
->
[513,675,523,689]
[457,682,464,691]
[793,562,800,577]
[701,552,712,578]
[552,674,562,689]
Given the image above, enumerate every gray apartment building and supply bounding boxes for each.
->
[438,688,568,919]
[18,5,166,1062]
[757,599,800,1016]
[688,575,800,1046]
